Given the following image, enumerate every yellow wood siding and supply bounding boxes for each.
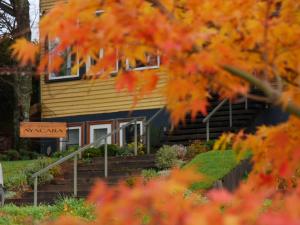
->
[41,75,166,118]
[40,0,166,119]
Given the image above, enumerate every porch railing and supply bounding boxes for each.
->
[31,108,165,206]
[203,97,248,141]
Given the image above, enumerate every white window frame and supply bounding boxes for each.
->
[119,121,143,146]
[90,124,112,144]
[86,48,119,75]
[125,54,160,71]
[59,126,82,151]
[48,38,83,81]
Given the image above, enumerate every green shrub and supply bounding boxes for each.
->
[25,158,61,187]
[99,144,119,157]
[127,142,145,155]
[155,145,179,169]
[116,146,134,156]
[6,149,21,161]
[82,147,101,158]
[52,146,78,158]
[0,154,8,161]
[4,173,27,191]
[141,169,158,182]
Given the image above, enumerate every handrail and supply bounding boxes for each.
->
[202,99,231,141]
[203,99,228,123]
[202,96,248,141]
[31,106,166,206]
[31,118,138,206]
[144,107,165,126]
[32,118,137,179]
[144,107,165,154]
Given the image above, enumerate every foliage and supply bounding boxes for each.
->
[1,158,58,192]
[12,0,300,224]
[116,142,145,156]
[186,140,209,159]
[53,146,78,158]
[141,169,159,182]
[116,146,134,157]
[172,144,187,160]
[0,198,95,225]
[0,149,41,161]
[5,149,20,161]
[25,158,62,187]
[51,197,95,221]
[155,145,179,170]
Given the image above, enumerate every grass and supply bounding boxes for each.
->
[184,150,251,190]
[0,198,95,225]
[0,158,58,194]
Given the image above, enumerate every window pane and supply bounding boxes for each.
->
[127,53,159,70]
[94,128,108,145]
[124,124,141,145]
[61,129,80,151]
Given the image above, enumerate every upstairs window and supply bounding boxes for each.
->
[126,53,160,71]
[86,48,120,76]
[48,39,86,81]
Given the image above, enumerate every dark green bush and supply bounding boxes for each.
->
[116,146,134,156]
[82,147,102,158]
[52,146,78,158]
[6,149,21,161]
[99,144,119,157]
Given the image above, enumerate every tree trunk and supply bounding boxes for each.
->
[11,0,32,150]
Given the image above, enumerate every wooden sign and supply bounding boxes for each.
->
[20,122,67,138]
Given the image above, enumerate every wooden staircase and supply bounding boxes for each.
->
[7,155,156,205]
[162,98,265,145]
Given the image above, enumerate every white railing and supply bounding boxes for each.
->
[31,108,165,206]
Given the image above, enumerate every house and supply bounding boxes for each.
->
[40,0,170,154]
[40,0,289,154]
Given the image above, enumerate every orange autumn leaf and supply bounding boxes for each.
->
[115,72,137,93]
[11,38,39,66]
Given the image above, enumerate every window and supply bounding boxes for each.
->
[90,124,112,145]
[119,121,143,146]
[126,53,160,71]
[86,48,119,76]
[48,39,86,81]
[60,126,82,151]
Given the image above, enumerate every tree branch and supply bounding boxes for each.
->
[0,1,14,16]
[222,65,300,118]
[145,0,175,21]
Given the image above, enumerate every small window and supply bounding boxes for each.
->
[48,39,86,80]
[60,127,82,151]
[126,53,160,71]
[90,124,112,145]
[119,121,143,146]
[86,48,119,76]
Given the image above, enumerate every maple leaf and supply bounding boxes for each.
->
[115,72,137,93]
[11,38,39,66]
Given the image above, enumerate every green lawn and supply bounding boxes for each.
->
[1,160,37,182]
[184,150,250,190]
[0,198,95,225]
[0,158,57,194]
